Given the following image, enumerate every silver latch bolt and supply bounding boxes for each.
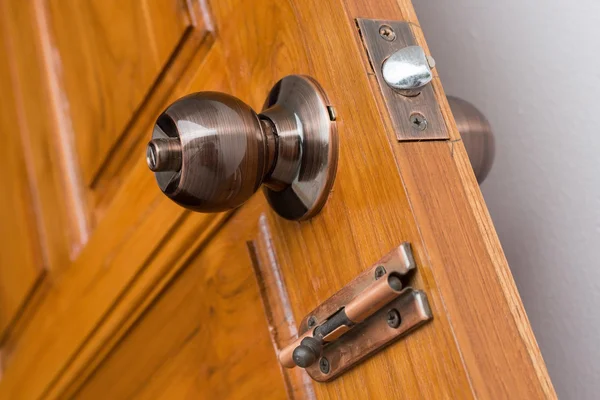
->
[382,45,435,96]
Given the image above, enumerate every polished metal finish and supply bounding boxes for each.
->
[261,76,338,220]
[146,137,182,172]
[278,243,432,382]
[382,45,434,96]
[146,75,338,220]
[148,92,270,212]
[448,96,496,184]
[357,18,448,141]
[344,272,403,323]
[386,308,401,328]
[307,288,431,382]
[279,272,405,369]
[378,24,396,41]
[409,112,428,131]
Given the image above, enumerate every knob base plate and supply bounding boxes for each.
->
[260,75,338,221]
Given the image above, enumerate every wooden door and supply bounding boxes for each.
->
[0,0,555,399]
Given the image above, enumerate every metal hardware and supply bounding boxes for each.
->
[382,45,434,96]
[146,75,338,221]
[319,357,330,374]
[278,243,433,381]
[410,112,428,131]
[146,138,182,172]
[374,265,386,279]
[378,25,396,41]
[357,19,495,182]
[326,105,337,121]
[386,308,401,328]
[357,18,448,141]
[448,96,496,184]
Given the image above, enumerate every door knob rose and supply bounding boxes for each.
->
[146,75,338,221]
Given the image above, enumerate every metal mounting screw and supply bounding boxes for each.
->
[319,357,330,374]
[307,316,317,328]
[409,112,428,131]
[374,265,386,280]
[378,25,396,41]
[387,309,401,328]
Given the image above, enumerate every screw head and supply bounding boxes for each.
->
[387,309,401,329]
[374,265,387,280]
[410,112,428,131]
[307,316,317,328]
[378,25,396,41]
[146,138,182,172]
[319,357,330,374]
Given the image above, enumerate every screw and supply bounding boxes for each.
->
[374,265,386,280]
[409,112,428,131]
[387,309,401,328]
[307,316,317,328]
[378,25,396,41]
[146,138,182,172]
[319,357,330,374]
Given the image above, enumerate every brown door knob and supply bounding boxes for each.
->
[447,96,495,184]
[146,75,338,220]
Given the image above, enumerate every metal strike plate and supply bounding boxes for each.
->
[294,243,433,382]
[357,18,448,141]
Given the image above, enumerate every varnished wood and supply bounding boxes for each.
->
[0,0,554,399]
[0,24,45,338]
[346,2,554,397]
[71,199,286,400]
[45,0,190,185]
[1,0,87,268]
[0,41,230,398]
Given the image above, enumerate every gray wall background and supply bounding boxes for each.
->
[413,1,600,398]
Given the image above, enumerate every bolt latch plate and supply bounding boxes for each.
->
[279,243,433,382]
[357,18,448,141]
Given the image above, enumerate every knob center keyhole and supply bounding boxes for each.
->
[146,138,182,172]
[146,143,158,170]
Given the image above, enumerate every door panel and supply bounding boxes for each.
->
[0,39,229,399]
[0,0,555,399]
[0,42,44,337]
[46,0,192,185]
[72,199,286,400]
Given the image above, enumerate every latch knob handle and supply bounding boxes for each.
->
[146,75,338,220]
[382,45,434,96]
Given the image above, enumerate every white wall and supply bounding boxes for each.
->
[413,1,600,398]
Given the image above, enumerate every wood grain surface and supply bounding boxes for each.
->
[0,24,45,338]
[45,0,190,185]
[0,33,223,398]
[0,0,555,398]
[72,199,287,400]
